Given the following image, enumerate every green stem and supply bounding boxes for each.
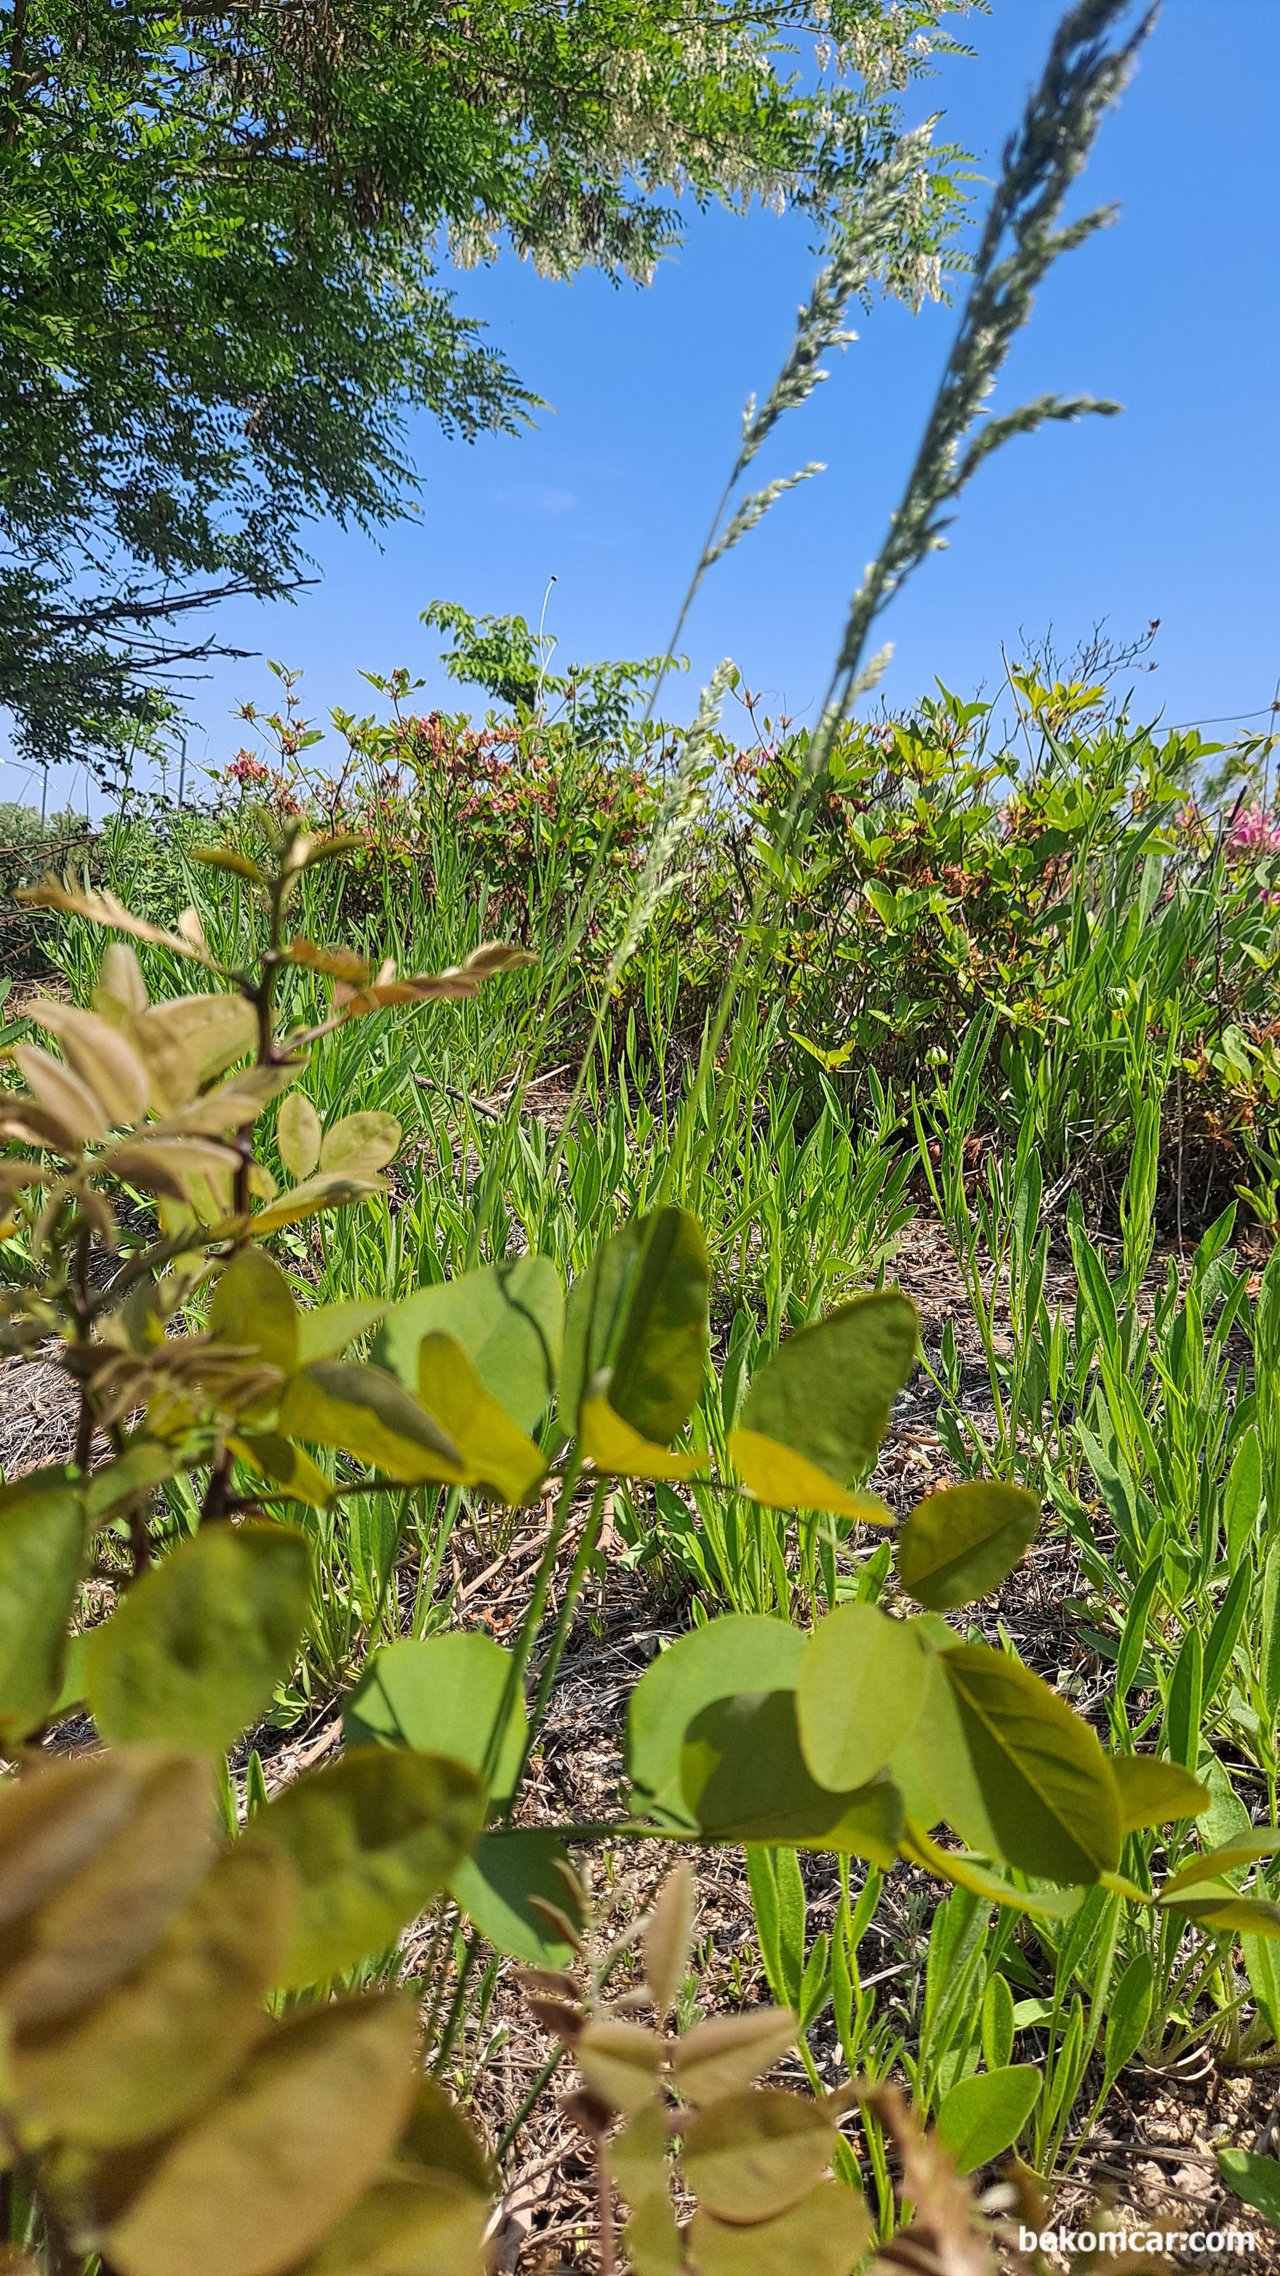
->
[518,1478,607,1782]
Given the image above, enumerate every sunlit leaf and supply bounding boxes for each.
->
[319,1110,401,1178]
[251,1169,385,1235]
[250,1748,485,1989]
[0,1468,84,1747]
[85,1524,313,1754]
[24,999,148,1126]
[96,1997,420,2276]
[796,1602,931,1792]
[939,1643,1122,1882]
[133,995,257,1094]
[375,1256,563,1434]
[625,1616,807,1832]
[683,2090,836,2224]
[278,1362,463,1483]
[418,1332,546,1501]
[897,1481,1041,1611]
[16,878,218,967]
[277,1093,322,1181]
[728,1427,891,1519]
[1111,1755,1209,1833]
[210,1248,299,1377]
[935,2064,1040,2174]
[581,1392,700,1481]
[12,1045,107,1145]
[343,1633,527,1806]
[735,1292,917,1503]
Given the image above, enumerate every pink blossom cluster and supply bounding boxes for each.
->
[1227,803,1280,860]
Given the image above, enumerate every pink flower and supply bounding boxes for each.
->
[1227,804,1280,859]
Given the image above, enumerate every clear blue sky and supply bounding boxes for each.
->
[27,0,1280,801]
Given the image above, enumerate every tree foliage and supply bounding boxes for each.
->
[0,0,974,770]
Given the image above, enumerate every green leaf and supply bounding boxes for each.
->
[980,1974,1015,2073]
[97,1996,420,2276]
[277,1093,322,1181]
[581,1393,701,1481]
[277,1361,464,1484]
[1161,1883,1280,1937]
[733,1291,917,1503]
[343,1634,527,1807]
[935,2064,1040,2174]
[0,1469,84,1748]
[1110,1755,1208,1833]
[559,1207,709,1443]
[686,2182,872,2276]
[1165,1624,1204,1772]
[375,1256,563,1434]
[319,1110,401,1178]
[679,1690,903,1860]
[418,1332,546,1501]
[251,1170,385,1235]
[250,1748,485,1989]
[1217,2147,1280,2227]
[1103,1952,1153,2086]
[85,1524,313,1754]
[897,1482,1040,1611]
[209,1248,298,1376]
[682,2090,836,2224]
[940,1642,1122,1883]
[448,1829,578,1964]
[11,1844,295,2148]
[1162,1834,1280,1896]
[729,1428,891,1519]
[625,1617,807,1832]
[295,1298,389,1366]
[796,1603,931,1792]
[229,1433,335,1510]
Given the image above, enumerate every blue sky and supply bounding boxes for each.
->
[23,0,1280,801]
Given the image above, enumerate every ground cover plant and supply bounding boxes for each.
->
[4,3,1280,2271]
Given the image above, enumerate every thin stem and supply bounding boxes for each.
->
[519,1478,607,1778]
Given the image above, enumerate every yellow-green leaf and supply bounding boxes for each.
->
[728,1428,890,1520]
[278,1362,463,1484]
[581,1391,700,1482]
[277,1094,322,1182]
[419,1332,546,1502]
[319,1111,401,1178]
[898,1481,1041,1611]
[683,2091,836,2225]
[0,1468,84,1748]
[99,1998,420,2276]
[10,1843,294,2147]
[251,1748,485,1988]
[85,1525,313,1754]
[687,2180,871,2276]
[210,1249,299,1378]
